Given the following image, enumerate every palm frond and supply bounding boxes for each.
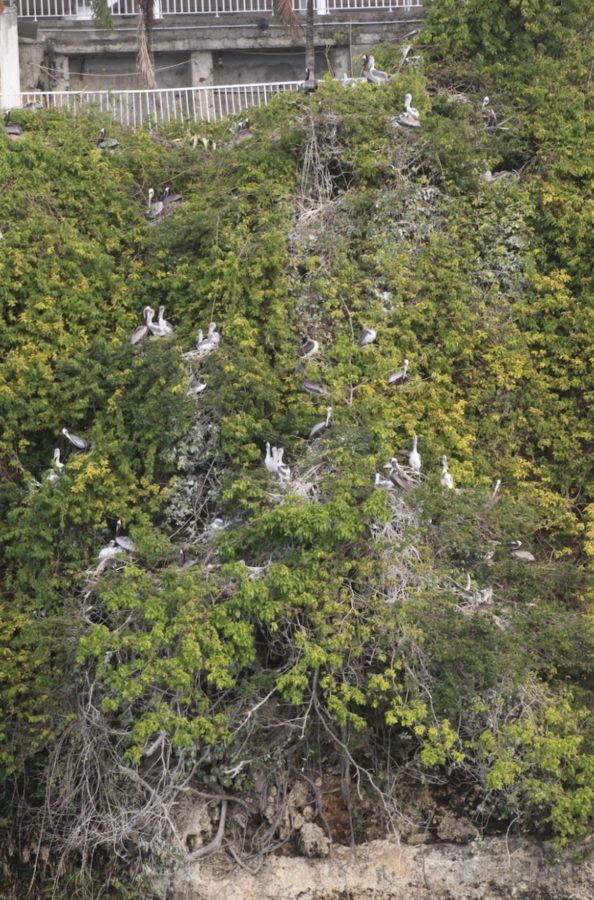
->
[272,0,302,34]
[136,10,157,89]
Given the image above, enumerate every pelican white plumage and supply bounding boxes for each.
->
[274,447,291,482]
[482,96,497,129]
[115,520,136,553]
[361,55,392,84]
[130,306,152,345]
[489,539,535,562]
[98,540,124,561]
[375,472,395,490]
[387,359,409,386]
[264,442,277,475]
[186,374,207,398]
[393,93,422,129]
[383,458,415,491]
[62,428,90,451]
[440,455,454,490]
[490,478,502,503]
[509,541,536,562]
[302,67,317,94]
[299,338,319,360]
[179,548,198,571]
[360,326,377,347]
[196,322,220,357]
[45,448,64,485]
[302,380,329,397]
[53,448,65,473]
[97,127,119,150]
[404,93,420,119]
[162,185,182,204]
[409,435,421,474]
[309,406,332,441]
[145,188,164,221]
[148,305,174,337]
[4,111,23,138]
[44,449,64,486]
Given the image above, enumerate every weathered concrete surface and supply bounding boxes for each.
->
[166,836,594,900]
[0,6,22,107]
[18,12,423,91]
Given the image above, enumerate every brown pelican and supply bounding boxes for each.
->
[360,326,377,347]
[145,188,164,221]
[375,472,395,490]
[404,94,420,119]
[302,68,317,94]
[274,447,291,481]
[62,428,90,451]
[509,541,535,562]
[440,455,454,490]
[409,435,421,473]
[383,458,415,491]
[45,449,64,485]
[52,448,65,473]
[162,185,182,204]
[229,118,253,147]
[97,127,119,150]
[361,55,391,84]
[393,93,422,129]
[387,359,409,386]
[179,548,198,570]
[148,305,174,337]
[489,539,535,562]
[309,406,332,441]
[115,520,136,553]
[186,374,207,398]
[490,478,502,503]
[264,442,277,475]
[130,306,153,345]
[4,111,23,139]
[302,380,329,397]
[482,96,497,130]
[98,540,124,561]
[299,338,319,360]
[196,322,220,356]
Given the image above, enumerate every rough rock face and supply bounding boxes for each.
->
[166,836,594,900]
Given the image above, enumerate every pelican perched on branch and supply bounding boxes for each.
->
[115,520,136,553]
[130,306,152,345]
[148,305,174,337]
[361,55,392,85]
[409,435,421,474]
[393,93,422,129]
[196,322,220,357]
[360,326,377,347]
[97,127,119,150]
[309,407,332,441]
[62,428,90,451]
[145,188,164,221]
[482,96,497,130]
[440,455,454,490]
[299,337,319,360]
[387,359,409,386]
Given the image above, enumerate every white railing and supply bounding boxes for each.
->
[16,0,422,19]
[3,82,302,125]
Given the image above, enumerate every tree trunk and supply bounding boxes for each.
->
[305,0,316,81]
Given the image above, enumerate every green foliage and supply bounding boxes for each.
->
[0,8,593,889]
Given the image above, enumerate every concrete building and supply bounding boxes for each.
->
[1,1,424,120]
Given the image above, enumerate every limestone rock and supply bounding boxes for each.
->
[297,822,331,858]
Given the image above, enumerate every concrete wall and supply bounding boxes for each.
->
[0,6,22,108]
[17,11,424,94]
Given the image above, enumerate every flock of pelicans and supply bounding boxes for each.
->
[36,305,535,567]
[11,59,518,569]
